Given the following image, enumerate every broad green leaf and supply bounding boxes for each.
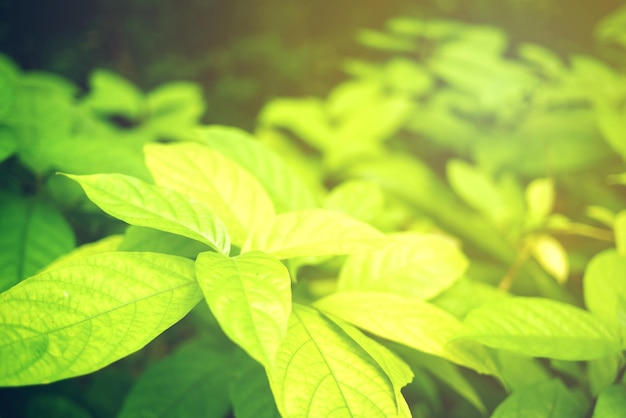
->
[242,208,385,259]
[45,235,123,270]
[0,194,75,291]
[0,252,202,386]
[196,125,319,212]
[119,226,210,258]
[326,314,413,417]
[268,304,407,418]
[144,81,205,137]
[229,349,281,418]
[431,277,509,320]
[83,69,143,118]
[615,211,626,257]
[314,292,499,376]
[195,251,291,368]
[324,179,385,224]
[118,340,231,418]
[525,177,554,228]
[447,159,507,225]
[529,234,569,283]
[145,142,275,245]
[593,385,626,418]
[491,379,583,418]
[584,250,626,336]
[456,297,622,360]
[66,173,230,255]
[338,233,467,299]
[358,29,416,52]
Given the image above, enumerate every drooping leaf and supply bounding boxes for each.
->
[0,193,75,291]
[456,297,622,360]
[592,385,626,418]
[491,379,583,418]
[268,304,409,417]
[242,208,385,259]
[338,233,467,300]
[229,349,281,418]
[0,252,202,386]
[195,251,291,368]
[119,226,210,258]
[584,249,626,336]
[117,339,231,418]
[314,292,498,376]
[529,234,569,283]
[196,125,319,212]
[145,142,275,245]
[66,173,230,255]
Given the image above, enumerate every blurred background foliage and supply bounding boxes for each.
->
[1,1,626,417]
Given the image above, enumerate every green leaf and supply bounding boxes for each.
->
[45,235,123,270]
[268,304,408,417]
[338,233,468,299]
[314,292,499,376]
[83,69,143,118]
[0,128,17,163]
[145,142,275,245]
[447,159,507,225]
[596,102,626,160]
[588,355,621,396]
[529,234,569,283]
[26,395,92,418]
[456,297,622,360]
[491,379,583,418]
[66,173,230,255]
[119,226,210,258]
[144,81,205,137]
[324,179,386,224]
[358,29,416,52]
[0,252,202,386]
[584,250,626,336]
[118,339,231,418]
[593,385,626,418]
[494,351,551,392]
[242,208,385,259]
[0,194,75,291]
[197,125,319,212]
[525,177,554,228]
[229,349,281,418]
[195,251,291,368]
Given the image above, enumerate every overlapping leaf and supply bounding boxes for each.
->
[0,194,75,291]
[229,349,281,418]
[314,292,498,376]
[268,304,409,417]
[456,297,622,360]
[145,142,275,245]
[67,173,230,255]
[242,208,386,259]
[197,125,319,212]
[118,340,231,418]
[195,251,291,368]
[491,379,582,418]
[0,252,202,386]
[338,233,467,299]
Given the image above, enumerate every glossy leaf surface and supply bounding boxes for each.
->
[67,173,230,255]
[457,297,622,360]
[195,251,291,368]
[0,252,202,386]
[268,304,409,417]
[145,142,275,245]
[242,208,385,259]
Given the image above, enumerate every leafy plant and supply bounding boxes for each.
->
[2,10,626,418]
